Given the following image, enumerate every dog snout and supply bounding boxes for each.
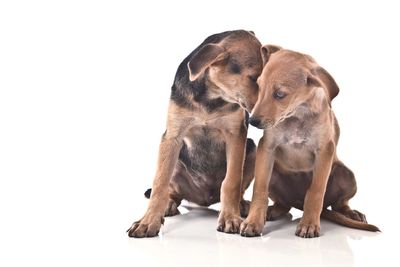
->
[249,116,262,129]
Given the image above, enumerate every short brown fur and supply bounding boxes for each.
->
[241,46,379,238]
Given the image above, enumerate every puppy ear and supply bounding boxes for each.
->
[306,74,321,87]
[261,44,282,66]
[187,44,226,81]
[311,67,340,101]
[308,87,328,113]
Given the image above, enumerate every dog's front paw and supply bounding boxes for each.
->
[240,218,264,237]
[295,219,320,238]
[217,212,242,234]
[127,214,164,238]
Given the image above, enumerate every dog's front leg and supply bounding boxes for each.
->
[127,109,189,238]
[240,136,274,237]
[217,125,247,234]
[295,141,335,238]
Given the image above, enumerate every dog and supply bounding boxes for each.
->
[127,30,263,238]
[240,45,379,238]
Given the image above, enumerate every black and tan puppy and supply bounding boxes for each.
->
[240,46,379,238]
[127,30,263,238]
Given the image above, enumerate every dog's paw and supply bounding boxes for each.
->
[344,209,367,223]
[239,200,251,218]
[266,206,278,221]
[164,200,180,217]
[217,212,242,234]
[240,219,264,237]
[295,220,321,238]
[127,214,164,238]
[266,205,289,221]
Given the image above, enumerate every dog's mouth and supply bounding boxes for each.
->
[251,114,291,129]
[249,116,274,129]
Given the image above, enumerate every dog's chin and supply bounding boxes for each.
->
[263,120,275,129]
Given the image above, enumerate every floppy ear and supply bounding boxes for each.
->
[311,67,340,101]
[305,73,329,112]
[308,86,327,113]
[261,44,282,66]
[187,44,226,81]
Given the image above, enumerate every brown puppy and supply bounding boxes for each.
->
[127,30,263,238]
[240,46,379,238]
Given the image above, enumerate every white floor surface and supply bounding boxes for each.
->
[124,205,393,267]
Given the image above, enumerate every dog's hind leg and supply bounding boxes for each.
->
[327,161,367,223]
[143,187,182,217]
[165,197,182,217]
[165,185,183,217]
[144,188,183,217]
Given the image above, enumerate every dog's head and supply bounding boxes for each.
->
[187,30,263,111]
[249,46,340,129]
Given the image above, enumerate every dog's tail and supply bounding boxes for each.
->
[321,209,380,232]
[144,188,152,199]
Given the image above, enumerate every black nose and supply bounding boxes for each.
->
[249,117,262,128]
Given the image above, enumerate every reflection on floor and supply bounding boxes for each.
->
[127,206,383,267]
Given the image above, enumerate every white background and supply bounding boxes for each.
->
[1,0,399,266]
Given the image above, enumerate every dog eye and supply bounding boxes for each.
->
[249,75,258,82]
[273,90,286,100]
